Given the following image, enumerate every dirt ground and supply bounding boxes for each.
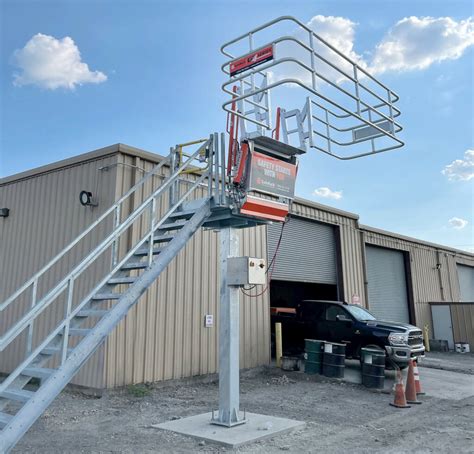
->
[14,355,474,454]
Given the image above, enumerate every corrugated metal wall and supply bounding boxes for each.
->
[450,304,474,348]
[2,145,473,389]
[102,153,269,387]
[363,227,474,335]
[0,154,119,388]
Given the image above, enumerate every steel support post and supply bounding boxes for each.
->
[211,226,246,427]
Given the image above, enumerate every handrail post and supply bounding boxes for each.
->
[354,66,361,116]
[148,197,157,266]
[61,278,74,364]
[25,280,38,355]
[208,135,214,200]
[309,31,317,90]
[169,147,178,207]
[220,132,226,205]
[214,134,220,200]
[111,205,121,267]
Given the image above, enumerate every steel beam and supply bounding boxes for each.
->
[211,227,246,427]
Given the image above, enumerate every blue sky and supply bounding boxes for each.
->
[0,0,473,251]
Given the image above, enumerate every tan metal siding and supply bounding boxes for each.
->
[450,304,474,348]
[363,229,474,334]
[103,153,270,387]
[0,155,119,388]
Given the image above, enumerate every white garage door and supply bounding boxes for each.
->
[267,217,337,284]
[366,245,410,323]
[457,264,474,302]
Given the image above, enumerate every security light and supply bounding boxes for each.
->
[0,208,10,217]
[79,191,97,207]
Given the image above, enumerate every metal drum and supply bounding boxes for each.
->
[305,339,325,374]
[322,342,345,378]
[361,347,385,389]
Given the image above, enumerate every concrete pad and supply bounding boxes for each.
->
[343,359,474,400]
[414,367,474,400]
[152,412,305,448]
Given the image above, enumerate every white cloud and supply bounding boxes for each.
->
[12,33,107,90]
[306,15,367,74]
[442,149,474,181]
[370,16,474,74]
[272,15,473,87]
[313,187,343,200]
[448,217,469,230]
[270,15,366,87]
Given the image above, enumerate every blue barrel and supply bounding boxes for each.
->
[322,342,345,378]
[361,347,385,389]
[305,339,325,374]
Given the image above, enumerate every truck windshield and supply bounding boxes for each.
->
[345,305,377,321]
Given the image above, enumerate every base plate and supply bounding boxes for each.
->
[152,412,305,448]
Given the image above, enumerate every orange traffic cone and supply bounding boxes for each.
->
[405,359,422,404]
[390,370,411,408]
[414,359,425,395]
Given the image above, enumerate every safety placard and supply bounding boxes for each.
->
[247,152,297,199]
[229,45,274,76]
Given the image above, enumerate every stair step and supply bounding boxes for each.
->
[157,220,187,231]
[0,388,35,403]
[169,209,196,220]
[41,346,73,356]
[0,411,13,429]
[107,277,136,285]
[134,247,163,257]
[76,309,109,318]
[22,367,54,380]
[152,233,175,243]
[92,293,121,301]
[68,328,91,336]
[121,262,148,270]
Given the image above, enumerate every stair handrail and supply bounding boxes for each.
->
[0,155,173,313]
[0,171,210,394]
[0,138,213,351]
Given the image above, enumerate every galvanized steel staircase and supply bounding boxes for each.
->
[0,136,226,453]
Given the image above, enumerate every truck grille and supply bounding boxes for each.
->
[408,331,423,347]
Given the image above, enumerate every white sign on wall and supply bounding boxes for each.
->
[352,295,361,305]
[204,314,214,328]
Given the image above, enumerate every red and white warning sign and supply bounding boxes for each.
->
[229,45,274,77]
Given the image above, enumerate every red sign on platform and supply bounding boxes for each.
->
[247,152,297,199]
[229,45,274,77]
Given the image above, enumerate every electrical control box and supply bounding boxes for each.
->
[227,257,266,286]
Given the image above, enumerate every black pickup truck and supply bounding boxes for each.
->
[271,300,425,368]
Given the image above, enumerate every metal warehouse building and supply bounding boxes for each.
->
[1,143,473,389]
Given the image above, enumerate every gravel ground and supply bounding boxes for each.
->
[13,365,474,454]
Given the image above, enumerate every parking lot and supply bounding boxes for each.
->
[13,352,474,453]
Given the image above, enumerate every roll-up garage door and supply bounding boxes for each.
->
[267,217,337,284]
[457,264,474,301]
[366,245,410,323]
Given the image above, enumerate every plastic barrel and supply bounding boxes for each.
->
[361,347,385,389]
[322,342,345,378]
[305,339,325,374]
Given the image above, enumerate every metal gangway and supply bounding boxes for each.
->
[0,15,404,453]
[221,16,403,160]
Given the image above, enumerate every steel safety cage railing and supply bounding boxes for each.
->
[0,136,224,385]
[221,15,404,160]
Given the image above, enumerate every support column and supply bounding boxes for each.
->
[212,226,246,427]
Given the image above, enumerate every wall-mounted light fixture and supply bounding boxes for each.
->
[0,208,10,217]
[434,263,442,270]
[79,191,98,207]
